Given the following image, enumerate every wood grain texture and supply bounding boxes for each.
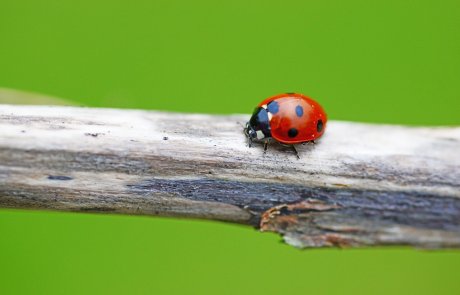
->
[0,102,459,248]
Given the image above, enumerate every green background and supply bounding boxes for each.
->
[1,0,459,294]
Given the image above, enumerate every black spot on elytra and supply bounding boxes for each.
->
[48,175,73,181]
[267,101,279,114]
[295,105,303,117]
[288,128,298,138]
[317,120,324,132]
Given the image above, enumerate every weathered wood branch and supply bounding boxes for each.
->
[1,102,459,249]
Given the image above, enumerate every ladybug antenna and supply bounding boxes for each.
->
[236,121,245,128]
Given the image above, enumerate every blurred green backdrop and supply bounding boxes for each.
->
[1,0,459,294]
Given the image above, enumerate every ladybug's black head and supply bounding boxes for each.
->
[244,122,257,146]
[244,107,271,146]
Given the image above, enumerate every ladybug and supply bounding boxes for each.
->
[244,93,327,158]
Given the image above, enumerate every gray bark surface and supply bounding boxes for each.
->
[1,103,459,248]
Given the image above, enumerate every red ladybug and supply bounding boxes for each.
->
[244,93,327,158]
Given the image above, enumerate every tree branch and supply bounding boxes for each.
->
[0,103,459,248]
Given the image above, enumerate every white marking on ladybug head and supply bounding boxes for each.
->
[267,112,273,121]
[256,130,265,140]
[261,104,268,109]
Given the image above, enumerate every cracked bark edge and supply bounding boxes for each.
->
[260,199,460,249]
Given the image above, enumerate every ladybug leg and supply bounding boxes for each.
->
[263,140,270,154]
[291,145,300,159]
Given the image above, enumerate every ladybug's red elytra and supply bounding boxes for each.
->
[244,93,327,158]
